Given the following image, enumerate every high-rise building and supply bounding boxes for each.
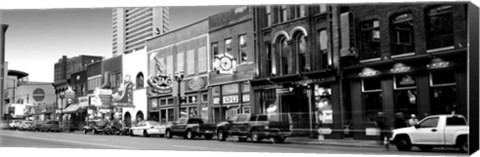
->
[112,7,170,56]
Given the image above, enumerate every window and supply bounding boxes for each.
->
[279,5,288,23]
[296,33,307,72]
[266,43,274,76]
[266,6,273,26]
[213,86,220,96]
[242,82,250,93]
[151,99,158,108]
[277,36,292,75]
[394,74,416,89]
[225,39,232,54]
[249,116,257,121]
[319,4,327,13]
[188,107,198,118]
[363,92,383,122]
[177,52,184,72]
[136,72,144,89]
[186,49,195,75]
[446,117,467,126]
[202,94,208,102]
[198,46,207,72]
[391,13,415,55]
[222,84,239,95]
[239,35,248,63]
[430,70,456,87]
[362,78,382,92]
[291,5,306,19]
[359,20,381,60]
[167,98,174,105]
[212,42,219,57]
[426,5,454,50]
[160,99,167,106]
[418,117,439,128]
[319,30,330,68]
[187,95,198,103]
[166,55,173,76]
[167,108,174,122]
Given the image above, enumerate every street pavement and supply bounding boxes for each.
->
[0,130,467,156]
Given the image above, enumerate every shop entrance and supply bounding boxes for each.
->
[124,112,131,127]
[280,89,310,135]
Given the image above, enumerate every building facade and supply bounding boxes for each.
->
[146,19,209,124]
[339,3,468,140]
[208,6,255,123]
[121,48,148,126]
[15,82,56,121]
[53,55,103,120]
[112,7,170,56]
[252,4,344,138]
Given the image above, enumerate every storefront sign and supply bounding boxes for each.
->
[399,75,415,85]
[427,61,450,69]
[359,67,380,77]
[187,77,206,91]
[390,63,411,73]
[213,53,237,74]
[242,94,250,102]
[365,128,380,136]
[213,97,220,104]
[148,57,173,94]
[78,96,89,106]
[223,95,239,104]
[112,76,134,107]
[318,128,332,135]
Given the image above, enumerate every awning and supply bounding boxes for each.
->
[63,103,88,114]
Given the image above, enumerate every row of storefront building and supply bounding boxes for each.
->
[50,3,468,140]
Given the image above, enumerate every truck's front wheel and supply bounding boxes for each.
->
[217,129,227,141]
[186,129,195,139]
[395,136,412,151]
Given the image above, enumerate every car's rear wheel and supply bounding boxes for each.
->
[165,130,172,139]
[418,146,433,152]
[92,129,97,135]
[458,136,468,152]
[395,136,412,151]
[217,129,227,141]
[251,130,262,143]
[186,130,195,139]
[143,130,149,137]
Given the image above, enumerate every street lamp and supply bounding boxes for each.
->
[174,71,184,119]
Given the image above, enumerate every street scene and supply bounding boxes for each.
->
[0,2,473,156]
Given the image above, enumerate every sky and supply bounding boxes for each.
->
[2,5,235,83]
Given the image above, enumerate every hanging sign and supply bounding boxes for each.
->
[390,63,411,73]
[359,67,380,77]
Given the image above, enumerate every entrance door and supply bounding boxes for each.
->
[281,93,309,133]
[124,112,132,127]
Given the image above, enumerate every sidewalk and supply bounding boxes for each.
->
[286,137,381,148]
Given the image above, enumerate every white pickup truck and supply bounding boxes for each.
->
[389,114,469,152]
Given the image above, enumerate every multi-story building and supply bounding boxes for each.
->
[53,55,103,120]
[252,4,343,138]
[208,6,255,123]
[112,7,170,56]
[146,19,209,124]
[339,3,468,140]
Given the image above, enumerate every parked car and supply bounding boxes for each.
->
[129,120,167,137]
[19,120,34,131]
[83,119,110,135]
[389,114,469,152]
[9,120,23,130]
[165,117,216,140]
[1,120,10,130]
[216,113,293,143]
[31,121,44,131]
[40,120,61,132]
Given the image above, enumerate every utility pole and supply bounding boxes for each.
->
[0,19,8,122]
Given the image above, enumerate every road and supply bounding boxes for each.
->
[0,130,467,156]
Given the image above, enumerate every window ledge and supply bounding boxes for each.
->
[359,57,382,63]
[391,52,415,58]
[426,46,455,53]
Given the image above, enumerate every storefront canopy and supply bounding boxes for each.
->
[63,104,88,114]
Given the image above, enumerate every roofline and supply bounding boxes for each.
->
[147,18,209,42]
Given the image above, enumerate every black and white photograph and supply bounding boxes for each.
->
[0,1,478,157]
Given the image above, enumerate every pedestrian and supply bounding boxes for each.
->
[394,112,408,129]
[375,112,387,145]
[408,114,419,126]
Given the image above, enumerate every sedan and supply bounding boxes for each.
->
[129,121,167,137]
[19,121,34,131]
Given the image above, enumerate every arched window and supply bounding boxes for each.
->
[136,72,144,89]
[295,33,307,72]
[277,36,291,75]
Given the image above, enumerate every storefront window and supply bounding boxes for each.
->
[167,98,174,105]
[359,20,381,60]
[189,107,198,118]
[394,74,417,117]
[213,86,220,96]
[187,95,198,104]
[151,99,158,108]
[202,94,208,102]
[363,92,383,122]
[315,85,332,124]
[431,86,457,115]
[167,108,174,122]
[362,78,382,92]
[160,109,167,124]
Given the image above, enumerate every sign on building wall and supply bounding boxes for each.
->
[186,76,207,92]
[148,56,173,96]
[112,75,134,107]
[213,53,237,74]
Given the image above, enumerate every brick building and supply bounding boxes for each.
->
[208,6,255,123]
[339,3,468,140]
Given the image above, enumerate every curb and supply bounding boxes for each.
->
[287,141,382,148]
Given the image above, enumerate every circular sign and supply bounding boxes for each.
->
[32,88,45,102]
[188,77,205,91]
